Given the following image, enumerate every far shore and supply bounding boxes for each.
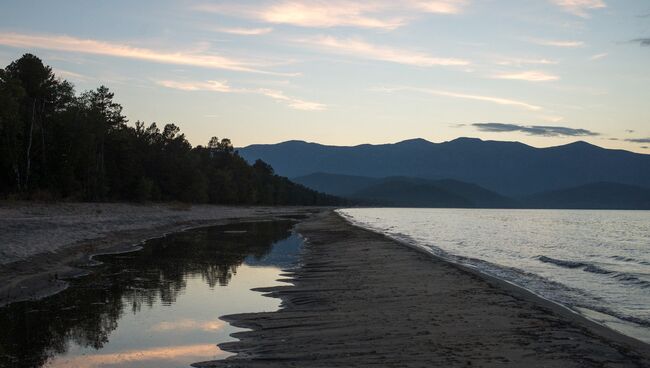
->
[0,201,324,306]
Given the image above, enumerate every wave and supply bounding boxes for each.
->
[538,255,650,288]
[610,255,650,266]
[538,256,612,274]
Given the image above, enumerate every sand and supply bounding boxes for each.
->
[194,211,650,367]
[0,201,322,306]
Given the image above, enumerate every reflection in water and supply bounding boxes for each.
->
[46,344,221,368]
[0,220,301,368]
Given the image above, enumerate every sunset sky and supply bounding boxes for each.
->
[1,0,649,152]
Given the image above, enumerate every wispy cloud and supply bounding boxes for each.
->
[491,70,560,82]
[256,88,326,111]
[157,79,326,111]
[590,52,608,60]
[297,36,469,67]
[376,86,542,111]
[530,38,585,47]
[158,80,231,92]
[473,122,599,136]
[0,32,291,75]
[625,137,650,143]
[550,0,606,18]
[494,57,559,66]
[213,27,273,36]
[53,68,89,81]
[194,1,468,30]
[631,38,650,47]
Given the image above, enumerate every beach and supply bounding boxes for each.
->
[2,204,650,367]
[0,202,321,306]
[195,210,650,367]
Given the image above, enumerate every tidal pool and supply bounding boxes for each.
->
[0,220,303,368]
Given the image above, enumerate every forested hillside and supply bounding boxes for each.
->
[0,54,341,205]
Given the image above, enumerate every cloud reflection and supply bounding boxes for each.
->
[149,318,225,332]
[46,344,226,368]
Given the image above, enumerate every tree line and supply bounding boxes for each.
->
[0,54,342,205]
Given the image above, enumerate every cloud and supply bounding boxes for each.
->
[213,27,273,35]
[256,88,327,110]
[156,79,326,111]
[157,80,231,92]
[297,36,469,67]
[473,122,599,136]
[625,137,650,143]
[550,0,606,18]
[491,70,559,82]
[0,32,291,75]
[631,38,650,47]
[589,52,608,60]
[53,68,89,81]
[530,38,585,47]
[494,57,559,66]
[377,86,542,111]
[194,1,467,30]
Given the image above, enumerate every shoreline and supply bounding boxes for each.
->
[196,210,650,367]
[0,202,324,306]
[338,210,650,347]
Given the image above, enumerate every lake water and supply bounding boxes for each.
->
[339,208,650,343]
[0,220,303,368]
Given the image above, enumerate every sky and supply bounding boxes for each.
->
[0,0,649,152]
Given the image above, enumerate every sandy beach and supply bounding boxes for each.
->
[195,211,650,367]
[0,202,321,306]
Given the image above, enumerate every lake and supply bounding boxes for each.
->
[0,220,303,368]
[339,208,650,343]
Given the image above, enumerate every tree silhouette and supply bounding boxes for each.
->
[0,54,343,205]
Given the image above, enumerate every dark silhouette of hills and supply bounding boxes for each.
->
[522,182,650,210]
[351,179,472,208]
[293,173,650,209]
[293,173,380,196]
[239,138,650,197]
[294,173,516,208]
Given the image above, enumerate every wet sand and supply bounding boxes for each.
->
[0,202,322,306]
[195,211,650,367]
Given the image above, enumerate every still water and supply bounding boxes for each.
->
[339,208,650,343]
[0,220,303,368]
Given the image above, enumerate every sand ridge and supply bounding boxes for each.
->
[0,202,323,306]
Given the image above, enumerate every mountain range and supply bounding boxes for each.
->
[239,138,650,197]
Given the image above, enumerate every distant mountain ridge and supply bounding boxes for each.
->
[239,138,650,196]
[293,173,650,210]
[294,173,516,208]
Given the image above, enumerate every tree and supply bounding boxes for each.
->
[78,86,127,199]
[0,68,25,192]
[4,54,71,189]
[0,54,344,206]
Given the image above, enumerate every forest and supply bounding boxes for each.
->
[0,54,341,205]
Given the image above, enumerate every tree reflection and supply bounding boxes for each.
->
[0,220,295,368]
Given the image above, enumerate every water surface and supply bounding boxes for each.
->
[0,220,302,368]
[339,208,650,343]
